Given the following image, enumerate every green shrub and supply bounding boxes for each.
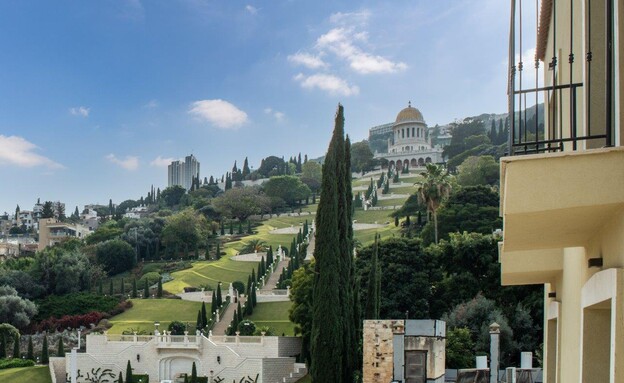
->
[0,358,35,369]
[168,321,186,335]
[232,281,245,295]
[140,263,163,274]
[237,320,256,336]
[35,293,120,320]
[138,272,161,287]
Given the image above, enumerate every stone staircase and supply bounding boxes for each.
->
[282,363,307,383]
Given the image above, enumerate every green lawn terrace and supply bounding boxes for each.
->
[163,256,259,294]
[242,301,295,336]
[107,299,201,334]
[0,366,52,383]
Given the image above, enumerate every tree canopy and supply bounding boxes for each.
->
[263,175,311,206]
[212,186,270,221]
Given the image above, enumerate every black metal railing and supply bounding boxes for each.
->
[508,0,614,156]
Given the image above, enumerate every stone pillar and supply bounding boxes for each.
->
[70,348,77,383]
[520,352,532,369]
[489,322,500,383]
[559,247,584,383]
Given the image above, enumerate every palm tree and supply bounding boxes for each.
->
[416,163,452,244]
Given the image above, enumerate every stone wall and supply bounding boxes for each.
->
[261,357,296,383]
[363,320,401,383]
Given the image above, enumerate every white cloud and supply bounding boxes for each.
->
[316,27,407,74]
[0,135,63,169]
[245,5,258,14]
[105,154,139,170]
[329,10,371,26]
[294,73,359,96]
[120,0,144,20]
[144,99,159,109]
[188,99,249,129]
[150,155,175,168]
[264,107,285,122]
[287,52,328,69]
[69,106,90,117]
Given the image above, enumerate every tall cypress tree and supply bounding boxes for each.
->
[120,278,125,297]
[191,362,198,383]
[109,279,114,296]
[157,278,163,298]
[27,336,34,361]
[132,279,137,298]
[126,360,133,383]
[57,337,64,357]
[143,279,149,299]
[311,105,346,382]
[216,283,222,307]
[118,371,123,383]
[12,334,19,358]
[41,333,49,364]
[211,291,217,317]
[0,333,5,359]
[196,310,202,332]
[339,133,356,383]
[201,302,208,329]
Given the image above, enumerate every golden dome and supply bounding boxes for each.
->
[395,102,424,123]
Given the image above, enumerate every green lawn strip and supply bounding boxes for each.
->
[376,198,404,207]
[107,299,200,334]
[296,375,312,383]
[353,209,395,224]
[164,256,259,293]
[0,366,52,383]
[243,301,296,336]
[354,226,400,247]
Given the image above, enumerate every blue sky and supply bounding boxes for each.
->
[0,0,519,213]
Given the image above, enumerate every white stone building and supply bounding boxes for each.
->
[51,332,305,383]
[374,103,444,170]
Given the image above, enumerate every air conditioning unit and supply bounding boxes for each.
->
[505,367,517,383]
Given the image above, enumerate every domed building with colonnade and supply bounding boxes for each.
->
[373,102,444,170]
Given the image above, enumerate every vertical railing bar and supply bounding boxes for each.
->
[509,0,517,155]
[535,0,540,148]
[586,0,592,137]
[605,0,613,146]
[570,0,576,150]
[519,0,524,151]
[559,87,563,151]
[552,0,558,150]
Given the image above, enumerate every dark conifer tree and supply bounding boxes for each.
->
[220,221,225,236]
[238,221,243,235]
[229,222,233,235]
[251,283,257,307]
[251,268,256,285]
[216,283,222,308]
[41,333,49,364]
[247,220,252,234]
[118,371,123,383]
[143,279,149,299]
[211,291,217,317]
[0,333,5,359]
[191,362,198,383]
[246,275,252,296]
[109,280,114,296]
[196,310,202,331]
[120,278,125,297]
[242,157,251,178]
[57,337,64,357]
[311,104,356,382]
[157,278,163,298]
[98,280,103,295]
[13,334,19,358]
[364,235,381,319]
[201,302,208,329]
[132,279,137,298]
[27,336,34,360]
[237,301,243,320]
[126,360,133,383]
[216,243,221,260]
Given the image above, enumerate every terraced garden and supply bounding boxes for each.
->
[245,301,296,336]
[107,299,201,334]
[0,366,52,383]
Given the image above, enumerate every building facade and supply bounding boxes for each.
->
[52,333,304,383]
[362,320,445,383]
[500,1,623,382]
[168,155,200,190]
[38,218,91,251]
[373,103,444,170]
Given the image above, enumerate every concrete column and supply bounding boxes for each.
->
[558,247,585,383]
[489,323,500,383]
[613,269,624,383]
[70,348,77,383]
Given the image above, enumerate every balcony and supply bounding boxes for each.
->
[507,0,615,156]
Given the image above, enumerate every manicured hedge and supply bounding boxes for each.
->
[0,358,36,369]
[35,293,120,320]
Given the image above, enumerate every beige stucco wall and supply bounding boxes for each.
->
[362,320,397,383]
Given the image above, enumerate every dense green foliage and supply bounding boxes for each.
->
[263,176,311,207]
[0,358,36,369]
[35,293,120,320]
[96,239,137,275]
[0,285,38,329]
[420,185,502,245]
